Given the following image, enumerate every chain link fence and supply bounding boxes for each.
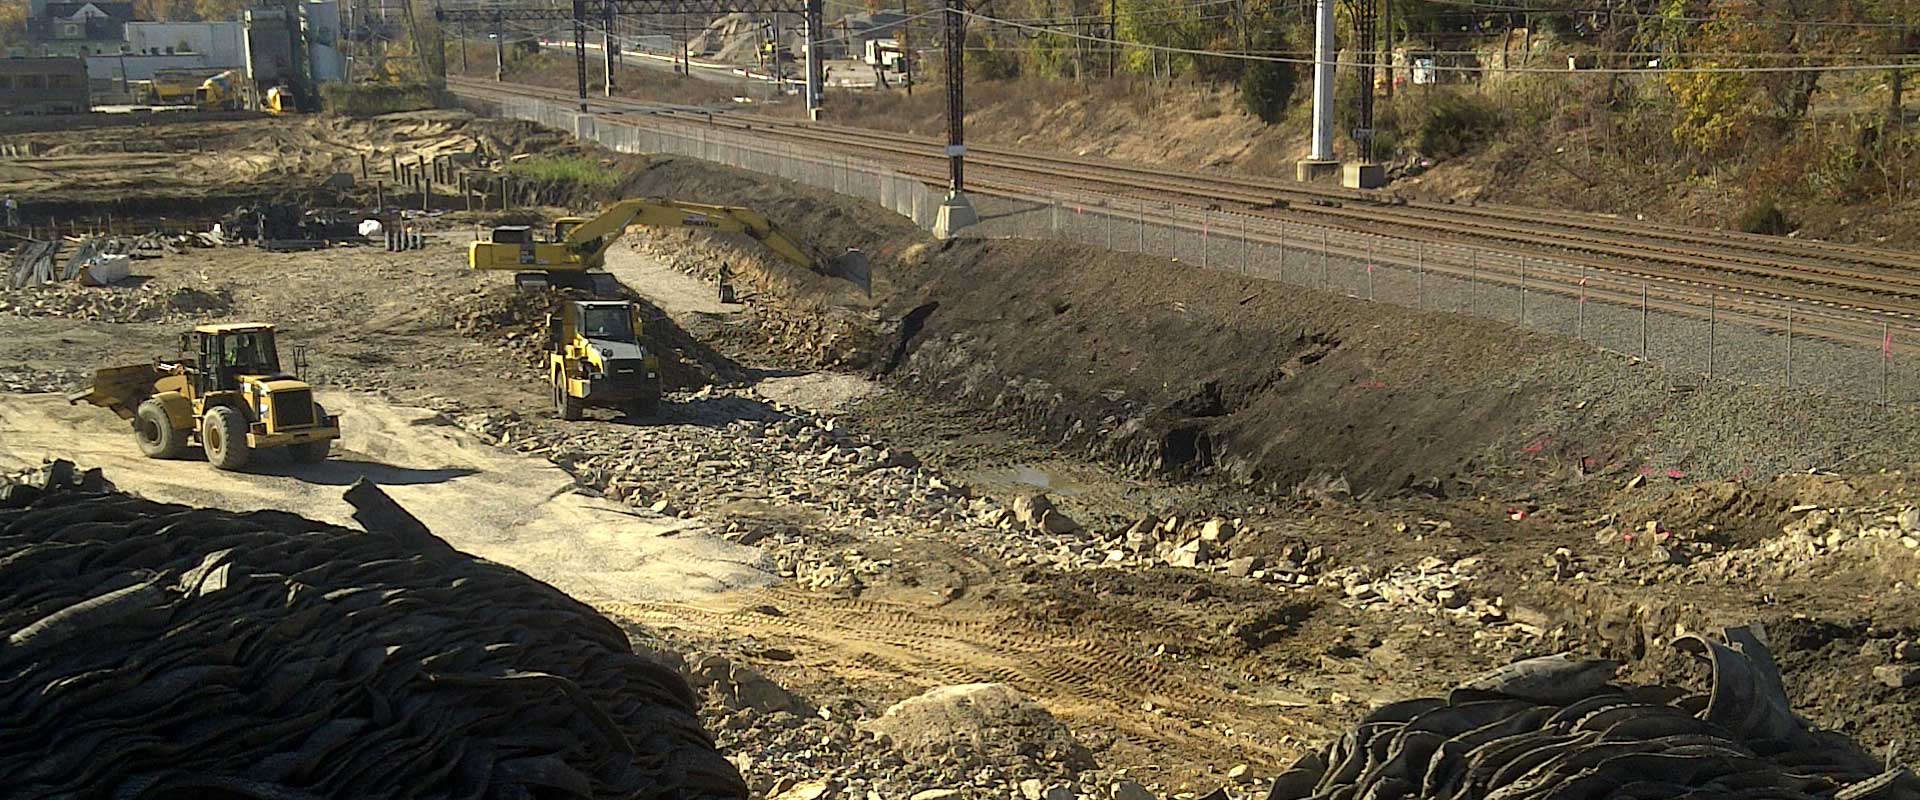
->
[496,98,1919,409]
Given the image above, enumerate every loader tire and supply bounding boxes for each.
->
[289,403,331,464]
[201,406,251,471]
[134,400,188,460]
[553,374,584,421]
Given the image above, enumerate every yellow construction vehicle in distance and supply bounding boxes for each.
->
[68,323,341,470]
[193,70,244,111]
[468,197,867,294]
[546,299,662,420]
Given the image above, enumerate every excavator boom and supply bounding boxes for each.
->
[468,197,861,294]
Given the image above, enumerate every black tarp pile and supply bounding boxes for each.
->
[1268,630,1918,800]
[0,462,746,799]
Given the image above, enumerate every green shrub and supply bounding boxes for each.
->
[1737,198,1794,235]
[1239,56,1298,124]
[1413,90,1503,159]
[503,156,621,188]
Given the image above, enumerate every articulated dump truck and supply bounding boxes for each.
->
[68,323,341,471]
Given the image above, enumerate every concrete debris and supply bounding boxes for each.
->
[0,281,234,323]
[1111,780,1157,800]
[863,683,1094,769]
[772,778,839,800]
[1875,665,1920,689]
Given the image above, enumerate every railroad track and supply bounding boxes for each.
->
[448,77,1920,353]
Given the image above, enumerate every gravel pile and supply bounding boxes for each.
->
[1269,628,1915,800]
[0,283,233,323]
[0,462,744,799]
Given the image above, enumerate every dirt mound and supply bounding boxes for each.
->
[0,463,744,799]
[882,238,1562,495]
[864,683,1095,769]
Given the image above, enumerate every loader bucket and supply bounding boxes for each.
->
[66,364,163,420]
[825,249,872,296]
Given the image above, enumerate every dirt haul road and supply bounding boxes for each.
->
[0,390,773,603]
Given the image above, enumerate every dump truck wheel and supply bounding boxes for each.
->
[623,390,660,420]
[553,374,584,421]
[289,403,331,464]
[202,406,251,470]
[134,400,188,459]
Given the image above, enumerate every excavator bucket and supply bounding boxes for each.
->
[65,364,163,420]
[825,249,872,296]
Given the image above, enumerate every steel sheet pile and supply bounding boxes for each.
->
[0,464,746,799]
[1269,629,1918,800]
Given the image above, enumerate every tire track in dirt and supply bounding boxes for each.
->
[601,587,1330,763]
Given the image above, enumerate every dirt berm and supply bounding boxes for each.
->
[514,151,1920,496]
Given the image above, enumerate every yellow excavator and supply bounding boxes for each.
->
[467,197,866,294]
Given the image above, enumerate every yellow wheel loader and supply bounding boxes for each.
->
[68,323,342,471]
[467,197,868,295]
[547,299,662,420]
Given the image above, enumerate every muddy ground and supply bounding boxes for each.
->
[3,114,1920,799]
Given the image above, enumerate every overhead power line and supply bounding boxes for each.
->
[959,8,1920,73]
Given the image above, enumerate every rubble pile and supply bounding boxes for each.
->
[0,282,233,322]
[696,674,1101,800]
[1690,504,1920,582]
[0,365,85,394]
[451,391,974,592]
[0,463,745,799]
[1269,628,1917,800]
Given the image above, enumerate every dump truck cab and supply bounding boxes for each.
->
[548,300,662,420]
[68,322,341,470]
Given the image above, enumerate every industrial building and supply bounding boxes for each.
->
[0,57,91,115]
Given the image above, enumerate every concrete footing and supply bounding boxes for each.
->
[1295,159,1341,182]
[1342,162,1388,189]
[933,190,978,239]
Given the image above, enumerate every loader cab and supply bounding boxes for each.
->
[183,323,282,395]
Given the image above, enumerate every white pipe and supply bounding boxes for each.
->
[1310,0,1335,161]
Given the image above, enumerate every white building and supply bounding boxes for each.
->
[243,1,345,86]
[125,21,247,65]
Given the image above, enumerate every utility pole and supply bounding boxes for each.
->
[602,1,617,95]
[572,0,588,111]
[804,0,824,118]
[460,22,468,73]
[1107,0,1116,79]
[901,0,912,95]
[1297,0,1338,180]
[494,12,504,81]
[1351,0,1377,161]
[932,0,976,236]
[1381,0,1393,99]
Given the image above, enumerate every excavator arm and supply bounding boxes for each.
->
[470,196,866,295]
[558,198,822,270]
